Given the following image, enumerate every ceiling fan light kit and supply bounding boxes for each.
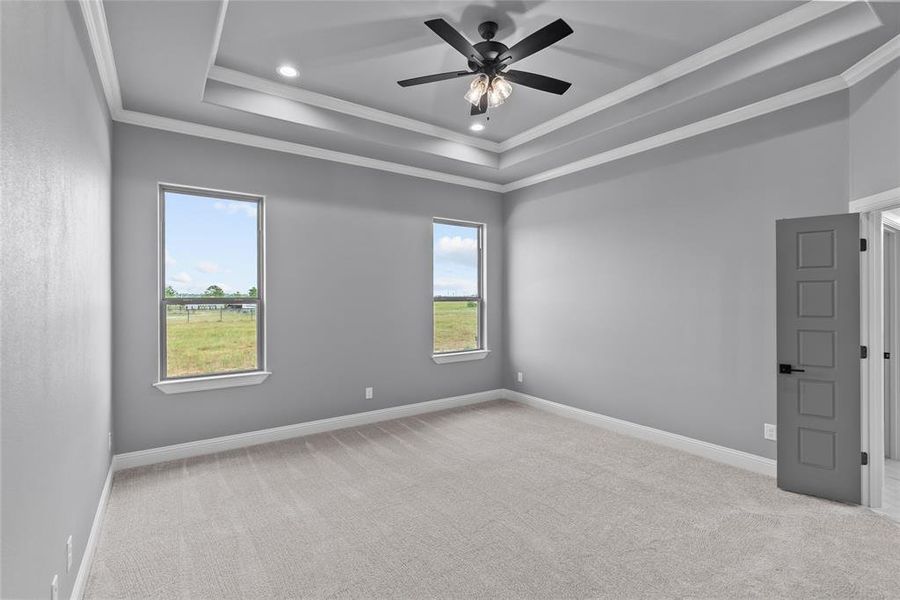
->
[486,75,512,107]
[464,73,490,106]
[398,17,573,118]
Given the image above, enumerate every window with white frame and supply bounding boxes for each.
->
[159,185,264,380]
[433,219,484,354]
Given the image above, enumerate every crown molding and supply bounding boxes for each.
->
[206,66,502,153]
[206,1,852,154]
[849,186,900,213]
[201,0,229,100]
[116,109,504,192]
[496,1,853,152]
[82,0,898,194]
[78,0,504,192]
[205,0,499,154]
[842,33,900,86]
[883,210,900,230]
[500,76,848,193]
[78,0,122,113]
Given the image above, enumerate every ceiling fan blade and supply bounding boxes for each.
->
[470,93,487,116]
[497,19,573,66]
[503,70,571,95]
[425,19,485,65]
[397,71,471,87]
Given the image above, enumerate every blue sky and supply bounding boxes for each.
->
[165,191,257,295]
[433,222,479,297]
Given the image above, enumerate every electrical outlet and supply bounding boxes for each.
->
[516,371,524,384]
[764,423,777,441]
[365,387,373,400]
[66,535,72,572]
[50,574,58,600]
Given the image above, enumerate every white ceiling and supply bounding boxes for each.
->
[99,1,900,190]
[215,1,798,141]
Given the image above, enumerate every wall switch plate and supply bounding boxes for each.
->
[365,387,373,400]
[66,535,72,572]
[516,372,524,383]
[51,574,58,600]
[764,423,777,441]
[108,432,112,451]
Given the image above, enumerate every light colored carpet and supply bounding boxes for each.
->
[86,400,900,599]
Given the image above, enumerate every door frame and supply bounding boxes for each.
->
[850,186,900,507]
[882,220,900,460]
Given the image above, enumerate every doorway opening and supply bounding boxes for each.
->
[851,187,900,517]
[881,212,900,519]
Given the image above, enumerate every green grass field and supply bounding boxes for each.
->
[433,300,479,353]
[164,300,479,377]
[166,307,258,378]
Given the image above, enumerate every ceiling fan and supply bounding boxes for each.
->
[398,18,573,116]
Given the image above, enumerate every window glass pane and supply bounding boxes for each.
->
[433,300,479,353]
[433,221,481,354]
[165,304,257,378]
[164,191,258,298]
[433,222,478,298]
[163,189,260,378]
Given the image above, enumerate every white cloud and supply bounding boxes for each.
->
[213,201,257,218]
[165,250,176,266]
[196,260,221,274]
[433,277,477,297]
[170,272,192,284]
[435,236,477,265]
[437,235,477,255]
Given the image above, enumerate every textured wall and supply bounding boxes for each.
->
[503,93,850,460]
[850,57,900,201]
[1,2,112,598]
[112,124,504,453]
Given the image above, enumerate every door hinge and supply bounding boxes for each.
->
[886,352,891,359]
[861,238,868,251]
[861,345,868,359]
[862,451,869,466]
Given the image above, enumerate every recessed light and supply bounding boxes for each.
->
[276,64,299,78]
[469,122,485,132]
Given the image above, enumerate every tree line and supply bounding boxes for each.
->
[165,285,258,298]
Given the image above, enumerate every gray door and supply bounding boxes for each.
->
[776,213,861,504]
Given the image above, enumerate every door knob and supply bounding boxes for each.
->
[779,363,805,374]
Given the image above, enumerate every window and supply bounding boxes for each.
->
[159,185,265,383]
[433,219,485,357]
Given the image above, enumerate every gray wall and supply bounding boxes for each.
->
[850,58,900,201]
[503,93,850,460]
[112,124,504,453]
[1,2,112,598]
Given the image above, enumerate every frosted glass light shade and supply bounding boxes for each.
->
[464,73,489,106]
[487,76,512,107]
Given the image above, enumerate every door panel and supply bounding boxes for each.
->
[776,214,861,504]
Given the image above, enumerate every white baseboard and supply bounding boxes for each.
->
[504,389,777,477]
[112,386,776,478]
[113,389,504,471]
[70,464,113,600]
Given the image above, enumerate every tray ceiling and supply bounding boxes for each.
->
[97,1,900,191]
[215,1,798,141]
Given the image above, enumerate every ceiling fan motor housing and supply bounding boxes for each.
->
[468,22,509,75]
[477,21,499,40]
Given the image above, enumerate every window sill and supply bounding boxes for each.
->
[432,350,490,364]
[153,371,271,395]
